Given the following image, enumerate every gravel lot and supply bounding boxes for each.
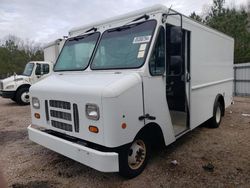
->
[0,97,249,188]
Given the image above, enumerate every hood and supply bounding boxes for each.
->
[30,72,142,98]
[1,75,28,85]
[29,71,142,145]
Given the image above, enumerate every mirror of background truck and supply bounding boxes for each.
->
[35,64,41,76]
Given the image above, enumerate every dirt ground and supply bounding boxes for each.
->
[0,97,249,188]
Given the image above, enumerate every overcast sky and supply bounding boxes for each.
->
[0,0,248,44]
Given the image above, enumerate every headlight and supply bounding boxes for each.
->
[6,85,14,89]
[86,103,99,120]
[32,97,40,109]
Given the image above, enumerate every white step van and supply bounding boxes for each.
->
[28,5,234,178]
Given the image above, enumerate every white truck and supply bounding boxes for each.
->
[0,39,64,105]
[28,5,234,178]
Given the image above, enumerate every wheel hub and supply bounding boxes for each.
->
[216,106,221,124]
[128,139,146,170]
[21,91,30,103]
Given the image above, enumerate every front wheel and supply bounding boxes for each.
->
[119,136,150,178]
[16,87,30,105]
[11,96,16,102]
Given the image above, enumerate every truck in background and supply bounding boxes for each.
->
[28,5,234,178]
[0,39,65,105]
[44,38,65,64]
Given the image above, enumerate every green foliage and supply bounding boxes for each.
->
[189,0,250,63]
[0,37,44,77]
[207,0,225,18]
[190,12,204,22]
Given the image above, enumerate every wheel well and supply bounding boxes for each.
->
[214,94,225,116]
[16,84,31,92]
[136,123,165,147]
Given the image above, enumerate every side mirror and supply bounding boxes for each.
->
[169,56,182,75]
[170,26,182,44]
[35,64,42,76]
[35,69,41,76]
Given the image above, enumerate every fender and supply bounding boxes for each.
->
[135,122,165,146]
[16,84,31,92]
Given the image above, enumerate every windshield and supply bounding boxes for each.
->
[91,20,156,70]
[54,32,100,71]
[22,63,34,76]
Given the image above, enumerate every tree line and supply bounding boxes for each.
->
[190,0,250,63]
[0,35,43,78]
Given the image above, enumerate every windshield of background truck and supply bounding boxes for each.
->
[91,20,156,69]
[54,32,100,71]
[22,63,34,76]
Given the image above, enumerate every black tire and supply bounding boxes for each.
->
[209,102,222,128]
[15,87,30,105]
[11,96,16,102]
[118,135,151,178]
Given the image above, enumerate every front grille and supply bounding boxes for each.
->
[51,120,72,132]
[45,100,49,121]
[50,110,72,121]
[49,100,71,110]
[0,81,3,90]
[73,104,79,132]
[47,100,79,133]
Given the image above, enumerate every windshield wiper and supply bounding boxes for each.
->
[85,27,97,33]
[108,14,149,33]
[70,32,96,41]
[122,14,149,27]
[131,14,149,22]
[70,36,85,41]
[108,25,132,33]
[108,22,144,33]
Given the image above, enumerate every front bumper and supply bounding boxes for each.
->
[28,125,119,172]
[1,90,15,98]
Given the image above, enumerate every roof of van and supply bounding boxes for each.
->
[69,4,233,41]
[69,4,168,36]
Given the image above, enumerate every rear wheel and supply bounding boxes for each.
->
[209,102,222,128]
[16,87,30,105]
[119,136,150,178]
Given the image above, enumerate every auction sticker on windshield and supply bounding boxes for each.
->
[137,51,145,58]
[139,43,147,51]
[133,35,151,44]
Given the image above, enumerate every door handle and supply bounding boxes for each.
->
[139,114,156,121]
[186,72,191,82]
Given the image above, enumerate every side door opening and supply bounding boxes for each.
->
[166,24,191,136]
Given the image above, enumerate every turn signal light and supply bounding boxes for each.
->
[34,113,40,119]
[89,126,99,133]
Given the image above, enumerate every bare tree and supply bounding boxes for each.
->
[2,35,43,57]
